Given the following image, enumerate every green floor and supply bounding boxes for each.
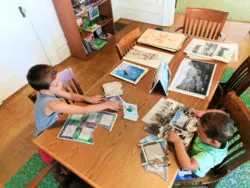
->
[5,68,250,188]
[176,0,250,22]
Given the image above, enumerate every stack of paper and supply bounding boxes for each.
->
[137,29,188,52]
[103,81,123,97]
[184,38,238,63]
[123,102,138,121]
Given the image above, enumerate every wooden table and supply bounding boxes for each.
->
[34,37,227,188]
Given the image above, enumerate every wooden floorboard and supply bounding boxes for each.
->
[0,15,249,186]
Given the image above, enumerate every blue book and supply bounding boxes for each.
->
[82,40,92,54]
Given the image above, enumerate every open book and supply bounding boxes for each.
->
[58,111,117,145]
[184,38,238,63]
[142,98,198,147]
[137,28,188,52]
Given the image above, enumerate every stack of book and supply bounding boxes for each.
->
[103,81,123,97]
[82,33,107,54]
[137,28,188,52]
[184,38,238,63]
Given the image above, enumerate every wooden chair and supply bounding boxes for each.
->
[175,8,228,40]
[209,56,250,109]
[116,27,141,59]
[28,67,83,104]
[174,91,250,187]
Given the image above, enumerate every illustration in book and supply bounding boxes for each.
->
[123,45,174,68]
[149,59,171,96]
[142,98,198,147]
[86,111,118,132]
[110,61,148,84]
[169,58,216,99]
[58,114,97,145]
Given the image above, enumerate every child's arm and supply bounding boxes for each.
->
[56,89,104,104]
[168,131,199,170]
[45,100,121,116]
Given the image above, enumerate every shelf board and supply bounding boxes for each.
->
[80,18,113,38]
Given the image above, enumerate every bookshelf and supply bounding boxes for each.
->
[53,0,115,60]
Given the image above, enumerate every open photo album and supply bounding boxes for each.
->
[184,38,238,63]
[142,98,198,147]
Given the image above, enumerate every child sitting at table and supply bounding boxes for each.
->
[27,64,122,162]
[168,110,234,180]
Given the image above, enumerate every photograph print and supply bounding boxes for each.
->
[169,58,216,99]
[142,98,198,147]
[110,61,148,84]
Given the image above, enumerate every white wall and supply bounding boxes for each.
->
[117,0,175,26]
[0,0,71,102]
[111,0,120,22]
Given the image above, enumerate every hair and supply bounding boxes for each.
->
[26,64,57,91]
[200,112,234,144]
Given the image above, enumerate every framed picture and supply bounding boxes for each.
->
[169,58,216,99]
[110,61,148,84]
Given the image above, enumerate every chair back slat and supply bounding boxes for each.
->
[183,8,228,39]
[218,91,250,170]
[224,56,250,95]
[212,23,221,40]
[116,27,141,59]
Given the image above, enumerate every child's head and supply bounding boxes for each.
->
[197,110,234,146]
[26,64,58,91]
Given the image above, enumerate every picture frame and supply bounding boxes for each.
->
[110,61,148,84]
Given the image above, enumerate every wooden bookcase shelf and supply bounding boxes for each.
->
[53,0,115,60]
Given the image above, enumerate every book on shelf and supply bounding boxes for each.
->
[90,38,107,50]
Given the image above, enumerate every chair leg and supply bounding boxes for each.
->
[27,161,55,188]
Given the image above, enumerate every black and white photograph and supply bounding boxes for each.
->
[142,98,198,147]
[169,58,216,99]
[200,42,218,56]
[184,38,238,63]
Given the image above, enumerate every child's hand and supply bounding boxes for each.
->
[85,95,104,104]
[168,131,181,143]
[105,101,122,111]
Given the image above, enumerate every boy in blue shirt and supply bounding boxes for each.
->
[27,64,122,137]
[27,64,122,163]
[168,110,234,180]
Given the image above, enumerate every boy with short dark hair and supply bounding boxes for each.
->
[168,110,234,180]
[27,64,122,137]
